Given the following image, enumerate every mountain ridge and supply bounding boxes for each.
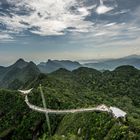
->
[0,54,140,89]
[0,59,40,89]
[0,64,140,139]
[83,54,140,70]
[0,54,140,73]
[38,59,82,73]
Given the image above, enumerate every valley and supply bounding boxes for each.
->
[0,60,140,140]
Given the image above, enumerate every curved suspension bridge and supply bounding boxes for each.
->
[18,88,126,118]
[18,87,127,135]
[24,95,111,114]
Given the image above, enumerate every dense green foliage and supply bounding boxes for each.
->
[0,59,40,89]
[0,65,140,140]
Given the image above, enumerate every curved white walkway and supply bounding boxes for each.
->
[25,95,111,114]
[18,89,126,118]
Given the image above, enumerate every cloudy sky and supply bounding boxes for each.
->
[0,0,140,65]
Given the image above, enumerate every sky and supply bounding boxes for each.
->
[0,0,140,65]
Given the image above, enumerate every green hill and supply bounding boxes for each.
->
[0,65,140,140]
[0,59,40,89]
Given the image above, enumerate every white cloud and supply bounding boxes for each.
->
[0,33,14,41]
[68,21,140,48]
[94,32,106,36]
[109,9,130,16]
[96,5,113,14]
[0,15,27,33]
[0,0,139,44]
[96,0,114,14]
[0,0,96,36]
[104,22,116,27]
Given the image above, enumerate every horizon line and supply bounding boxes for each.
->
[0,53,140,67]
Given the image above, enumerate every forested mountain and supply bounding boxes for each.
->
[38,59,82,73]
[84,55,140,70]
[0,54,140,78]
[0,65,140,140]
[0,59,40,89]
[38,55,140,73]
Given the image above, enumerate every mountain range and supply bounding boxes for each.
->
[83,54,140,70]
[38,54,140,73]
[38,59,82,73]
[0,54,140,89]
[0,59,40,89]
[1,64,140,139]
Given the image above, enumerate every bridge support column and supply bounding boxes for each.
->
[39,84,51,136]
